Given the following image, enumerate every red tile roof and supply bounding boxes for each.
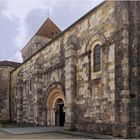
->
[21,18,62,51]
[36,18,62,39]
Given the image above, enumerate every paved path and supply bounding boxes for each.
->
[0,131,88,139]
[0,126,63,134]
[0,125,114,139]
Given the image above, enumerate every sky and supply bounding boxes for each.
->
[0,0,103,62]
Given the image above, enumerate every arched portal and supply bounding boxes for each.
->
[55,98,65,126]
[45,87,66,126]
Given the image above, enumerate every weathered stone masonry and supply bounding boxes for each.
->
[9,1,140,138]
[0,61,20,123]
[113,1,140,137]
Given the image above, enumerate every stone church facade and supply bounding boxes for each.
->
[0,1,139,138]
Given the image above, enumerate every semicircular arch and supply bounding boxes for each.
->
[43,82,65,126]
[43,82,65,107]
[85,34,106,52]
[46,88,66,109]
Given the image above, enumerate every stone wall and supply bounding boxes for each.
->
[74,2,116,134]
[113,1,140,137]
[21,35,51,61]
[11,1,140,138]
[11,37,65,125]
[11,0,115,131]
[0,66,15,123]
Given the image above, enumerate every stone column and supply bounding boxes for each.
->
[114,28,130,138]
[114,1,140,138]
[46,107,51,126]
[42,107,47,126]
[64,37,77,130]
[34,70,44,126]
[33,76,37,125]
[128,2,140,137]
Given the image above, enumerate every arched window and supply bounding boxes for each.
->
[94,44,101,72]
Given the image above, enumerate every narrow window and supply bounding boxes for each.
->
[94,44,101,72]
[29,78,32,91]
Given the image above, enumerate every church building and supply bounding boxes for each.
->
[0,1,139,138]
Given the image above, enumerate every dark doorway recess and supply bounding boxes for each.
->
[55,99,65,126]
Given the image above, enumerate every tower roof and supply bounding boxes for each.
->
[35,18,62,39]
[21,18,62,52]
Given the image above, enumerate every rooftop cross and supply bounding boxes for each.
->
[47,8,50,18]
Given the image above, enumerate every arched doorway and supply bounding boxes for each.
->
[45,86,66,126]
[55,99,65,126]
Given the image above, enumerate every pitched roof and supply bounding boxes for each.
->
[0,61,21,67]
[21,18,62,52]
[35,18,62,39]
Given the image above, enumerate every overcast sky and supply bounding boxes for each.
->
[0,0,103,62]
